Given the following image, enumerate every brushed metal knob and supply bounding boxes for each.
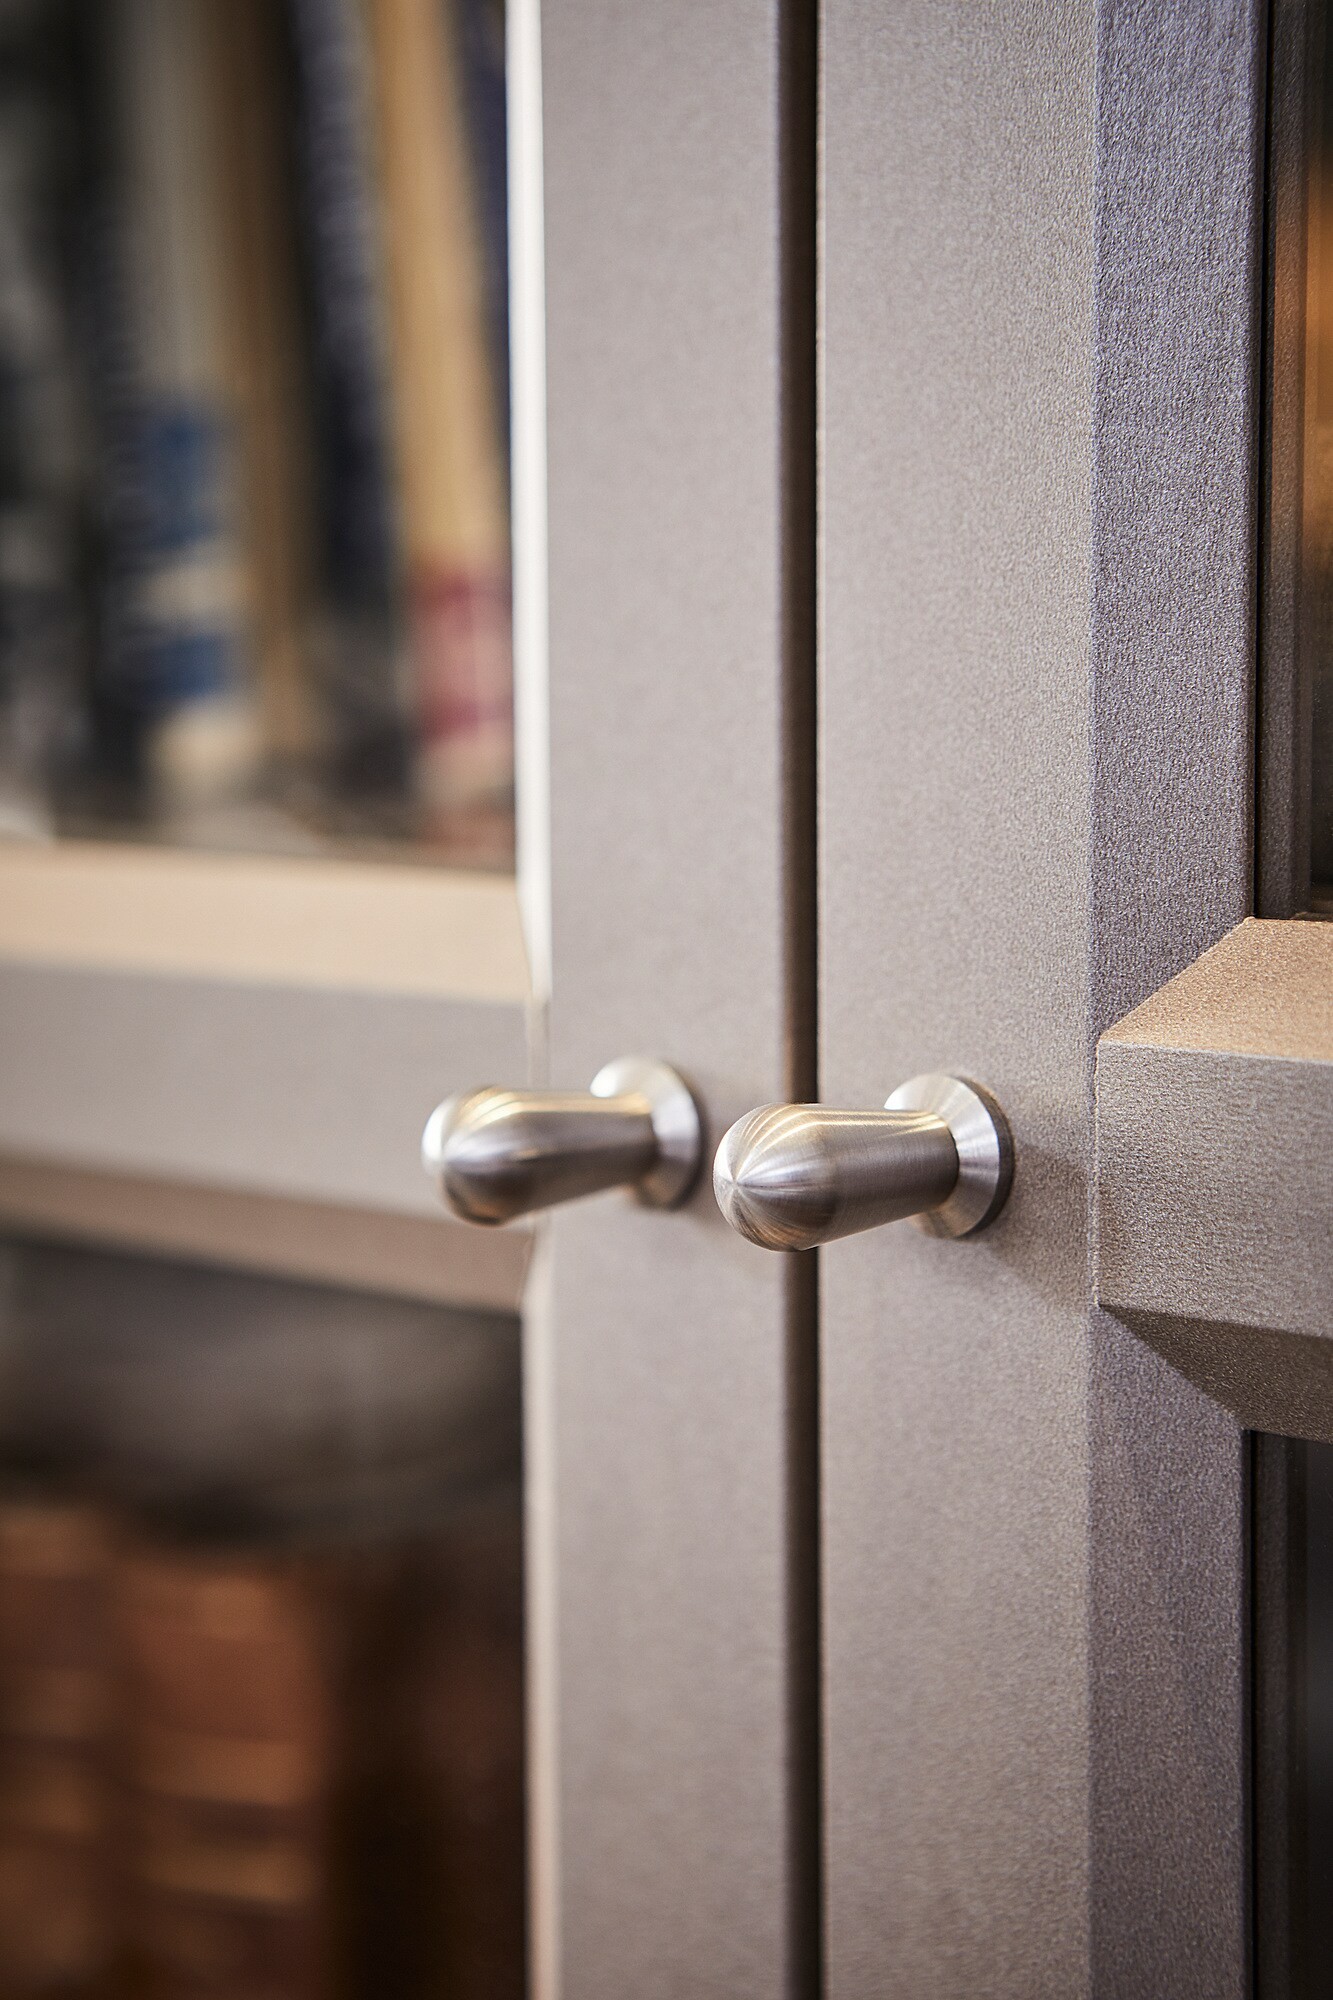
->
[713,1074,1012,1250]
[422,1056,703,1226]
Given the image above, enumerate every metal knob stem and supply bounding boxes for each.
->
[422,1056,703,1226]
[713,1073,1012,1251]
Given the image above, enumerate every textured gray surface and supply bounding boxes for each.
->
[1100,914,1333,1057]
[540,2,808,1992]
[820,1,1258,1993]
[0,963,524,1221]
[1098,918,1333,1435]
[1100,1041,1333,1335]
[1086,10,1260,1992]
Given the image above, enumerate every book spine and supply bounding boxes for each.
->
[286,0,411,803]
[92,0,259,812]
[0,2,86,838]
[454,0,511,475]
[204,0,320,775]
[114,1537,334,2000]
[363,0,514,834]
[0,1497,112,1998]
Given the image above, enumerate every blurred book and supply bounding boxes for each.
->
[363,0,514,848]
[286,0,413,818]
[115,1529,336,2000]
[207,0,321,791]
[455,0,510,485]
[0,1494,112,1999]
[0,0,88,840]
[0,0,516,861]
[88,0,261,823]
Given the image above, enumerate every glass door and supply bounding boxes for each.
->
[0,2,819,1995]
[0,5,532,1992]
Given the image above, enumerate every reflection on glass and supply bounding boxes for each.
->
[0,1240,525,1997]
[1288,0,1328,892]
[0,0,513,867]
[1307,7,1333,898]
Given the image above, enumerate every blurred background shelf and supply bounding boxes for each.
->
[0,840,528,994]
[0,841,530,1308]
[0,1159,528,1313]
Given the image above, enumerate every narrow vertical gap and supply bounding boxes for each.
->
[780,0,818,1108]
[784,1251,821,2000]
[778,0,821,1994]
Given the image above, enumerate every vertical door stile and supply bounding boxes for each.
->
[538,1,821,1993]
[818,3,1262,1994]
[1084,9,1261,1991]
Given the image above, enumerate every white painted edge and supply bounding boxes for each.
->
[510,0,553,1020]
[508,3,559,1993]
[0,840,530,1003]
[522,1222,560,2000]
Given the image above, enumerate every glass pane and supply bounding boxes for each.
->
[0,1238,524,1997]
[0,0,513,868]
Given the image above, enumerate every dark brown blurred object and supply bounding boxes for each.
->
[113,1495,525,2000]
[330,1491,525,2000]
[413,1495,525,2000]
[0,1498,113,1998]
[114,1539,335,2000]
[0,1239,526,1998]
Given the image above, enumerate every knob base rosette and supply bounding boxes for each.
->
[883,1073,1013,1238]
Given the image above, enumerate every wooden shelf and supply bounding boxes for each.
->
[0,1156,529,1313]
[0,841,528,1000]
[0,840,532,1306]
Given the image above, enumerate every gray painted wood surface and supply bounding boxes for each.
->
[0,963,523,1224]
[819,2,1260,1992]
[539,1,812,1992]
[1099,918,1333,1437]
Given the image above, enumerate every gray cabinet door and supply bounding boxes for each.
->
[535,2,816,1994]
[819,4,1263,1994]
